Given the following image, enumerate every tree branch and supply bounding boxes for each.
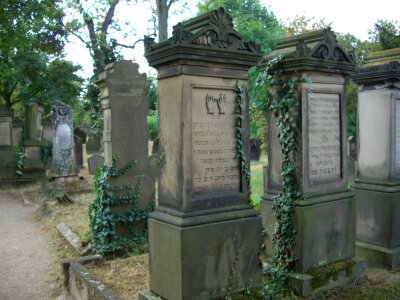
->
[101,0,120,35]
[116,38,144,49]
[167,0,176,11]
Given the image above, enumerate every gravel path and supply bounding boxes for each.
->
[0,189,55,300]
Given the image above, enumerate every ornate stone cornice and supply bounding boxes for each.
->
[260,28,355,74]
[144,8,262,69]
[353,48,400,85]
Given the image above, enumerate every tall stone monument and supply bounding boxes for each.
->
[95,60,155,235]
[51,101,76,177]
[23,103,46,178]
[0,106,15,181]
[140,8,262,300]
[352,48,400,270]
[260,29,363,295]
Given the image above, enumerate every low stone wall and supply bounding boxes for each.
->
[62,255,121,300]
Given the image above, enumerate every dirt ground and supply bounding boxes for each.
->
[0,188,55,300]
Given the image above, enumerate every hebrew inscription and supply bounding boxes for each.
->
[0,121,11,146]
[192,87,240,193]
[308,93,341,182]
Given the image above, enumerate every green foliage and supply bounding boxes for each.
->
[41,140,53,168]
[197,0,285,53]
[89,157,154,255]
[257,56,304,294]
[147,111,158,141]
[286,15,332,36]
[14,127,26,179]
[369,20,400,50]
[148,76,158,111]
[235,83,250,185]
[0,0,82,111]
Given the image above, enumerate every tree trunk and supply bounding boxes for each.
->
[156,0,176,42]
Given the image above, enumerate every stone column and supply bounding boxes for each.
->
[0,106,15,181]
[260,28,363,295]
[51,101,75,177]
[23,103,45,178]
[96,60,155,234]
[140,8,262,300]
[352,48,400,270]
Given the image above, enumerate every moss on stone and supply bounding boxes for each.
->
[308,259,356,289]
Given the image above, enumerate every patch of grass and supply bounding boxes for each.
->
[86,254,149,300]
[250,155,267,208]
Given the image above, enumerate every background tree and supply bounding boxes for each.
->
[0,0,82,113]
[369,20,400,50]
[286,15,332,36]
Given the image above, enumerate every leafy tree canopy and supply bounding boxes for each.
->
[197,0,285,53]
[0,0,83,113]
[369,19,400,50]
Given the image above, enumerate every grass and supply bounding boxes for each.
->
[250,155,267,208]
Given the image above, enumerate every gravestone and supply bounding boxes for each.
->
[23,103,46,178]
[352,48,400,270]
[88,154,104,175]
[86,135,101,154]
[74,127,87,168]
[260,28,363,295]
[139,8,262,300]
[250,138,261,161]
[95,60,155,235]
[0,106,15,181]
[51,101,76,177]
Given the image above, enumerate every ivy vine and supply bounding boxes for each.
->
[235,82,250,185]
[89,157,154,255]
[257,55,305,289]
[14,127,25,179]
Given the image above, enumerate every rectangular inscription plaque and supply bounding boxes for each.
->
[308,93,341,182]
[395,99,400,175]
[0,121,11,146]
[192,87,240,193]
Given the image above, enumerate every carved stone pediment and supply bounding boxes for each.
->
[145,7,261,54]
[260,27,355,74]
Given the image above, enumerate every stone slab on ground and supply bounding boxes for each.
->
[57,223,90,256]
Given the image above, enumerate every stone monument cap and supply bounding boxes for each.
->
[260,27,355,74]
[144,7,262,69]
[0,106,14,118]
[353,48,400,84]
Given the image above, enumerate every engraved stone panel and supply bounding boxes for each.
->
[0,121,11,146]
[395,98,400,175]
[308,93,341,182]
[192,87,240,193]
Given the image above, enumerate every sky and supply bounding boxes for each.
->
[65,0,400,79]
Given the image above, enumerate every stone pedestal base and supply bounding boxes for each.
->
[0,149,15,181]
[352,181,400,270]
[24,144,46,179]
[287,259,366,297]
[145,213,262,300]
[261,190,356,273]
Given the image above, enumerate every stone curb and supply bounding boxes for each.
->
[62,255,122,300]
[57,223,91,256]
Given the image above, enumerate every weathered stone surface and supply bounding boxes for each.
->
[96,60,155,234]
[57,223,90,256]
[261,28,357,291]
[0,107,15,181]
[51,101,75,177]
[74,127,86,168]
[250,138,261,161]
[351,48,400,270]
[86,135,101,154]
[88,154,104,175]
[148,217,262,300]
[143,8,262,300]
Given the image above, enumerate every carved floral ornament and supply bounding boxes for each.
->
[261,28,355,65]
[145,8,261,54]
